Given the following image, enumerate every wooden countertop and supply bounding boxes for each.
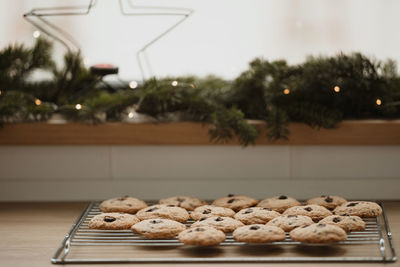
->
[0,202,398,267]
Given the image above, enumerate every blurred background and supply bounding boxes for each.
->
[1,0,400,201]
[1,0,400,80]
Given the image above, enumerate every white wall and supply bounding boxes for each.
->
[1,146,399,201]
[1,0,400,80]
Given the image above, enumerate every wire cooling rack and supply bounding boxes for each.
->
[51,202,397,264]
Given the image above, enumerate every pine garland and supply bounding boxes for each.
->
[1,38,400,146]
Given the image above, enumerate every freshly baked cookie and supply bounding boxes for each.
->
[290,223,347,244]
[159,196,207,211]
[131,218,186,239]
[212,194,258,212]
[266,214,314,232]
[283,204,332,222]
[136,204,190,223]
[319,215,366,232]
[333,201,382,218]
[191,205,235,221]
[233,224,286,243]
[88,212,140,230]
[257,195,301,213]
[191,216,244,233]
[306,195,347,210]
[234,207,280,225]
[99,196,147,214]
[178,226,226,246]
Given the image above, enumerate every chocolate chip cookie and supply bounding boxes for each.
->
[212,194,258,212]
[178,226,226,246]
[333,201,382,218]
[191,216,244,233]
[136,204,190,222]
[290,223,347,244]
[191,205,235,221]
[319,215,366,232]
[257,195,301,213]
[283,204,332,222]
[99,196,147,214]
[159,196,207,211]
[88,212,140,230]
[306,195,347,210]
[131,218,186,239]
[234,207,280,225]
[266,214,314,232]
[233,224,286,243]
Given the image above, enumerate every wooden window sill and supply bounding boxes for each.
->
[0,120,399,145]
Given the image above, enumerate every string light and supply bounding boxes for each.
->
[376,99,382,106]
[33,30,41,39]
[283,88,290,95]
[128,112,134,119]
[190,84,195,88]
[129,80,138,89]
[171,80,178,87]
[334,86,340,93]
[75,104,82,110]
[35,99,41,106]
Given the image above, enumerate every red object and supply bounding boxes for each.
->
[90,64,119,76]
[93,64,115,68]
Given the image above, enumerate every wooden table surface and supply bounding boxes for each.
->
[0,202,399,267]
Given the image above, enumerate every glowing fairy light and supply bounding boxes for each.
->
[33,30,41,38]
[334,86,340,93]
[35,99,41,106]
[283,88,290,95]
[376,99,382,106]
[129,81,138,89]
[128,112,134,119]
[75,104,82,110]
[171,80,178,87]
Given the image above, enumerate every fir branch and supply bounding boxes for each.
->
[285,102,343,129]
[265,107,289,141]
[0,90,53,125]
[209,107,258,146]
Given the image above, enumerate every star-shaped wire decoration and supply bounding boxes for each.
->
[23,0,193,81]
